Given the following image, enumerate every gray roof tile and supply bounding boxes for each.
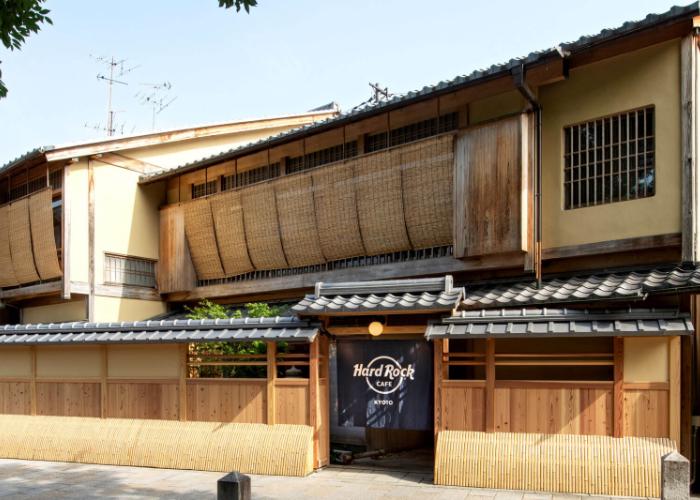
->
[292,290,462,316]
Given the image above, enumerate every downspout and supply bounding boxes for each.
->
[512,64,543,287]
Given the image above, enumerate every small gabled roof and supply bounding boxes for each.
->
[0,317,319,345]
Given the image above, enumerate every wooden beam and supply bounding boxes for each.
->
[485,338,495,433]
[61,165,71,300]
[266,341,276,425]
[669,336,681,447]
[681,334,693,458]
[69,281,162,301]
[179,343,187,421]
[433,339,443,440]
[326,325,426,336]
[91,152,165,175]
[613,337,624,438]
[0,280,61,301]
[309,338,320,468]
[681,34,697,262]
[543,233,681,260]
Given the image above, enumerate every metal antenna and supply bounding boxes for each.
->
[91,55,139,136]
[369,82,391,103]
[135,81,177,130]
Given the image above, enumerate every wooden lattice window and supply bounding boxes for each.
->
[564,106,655,209]
[366,112,458,153]
[286,142,358,175]
[104,254,156,288]
[191,180,218,199]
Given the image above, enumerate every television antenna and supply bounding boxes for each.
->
[369,82,391,103]
[135,81,177,130]
[91,55,139,136]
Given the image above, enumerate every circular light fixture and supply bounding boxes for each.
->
[368,321,384,336]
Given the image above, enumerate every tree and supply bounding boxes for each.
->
[0,0,258,99]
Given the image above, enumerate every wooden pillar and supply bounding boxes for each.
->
[681,334,693,458]
[30,346,37,416]
[61,164,71,300]
[266,341,276,425]
[613,337,624,437]
[179,343,188,421]
[87,158,95,322]
[681,33,699,262]
[433,339,443,440]
[485,339,496,432]
[669,336,681,447]
[309,338,320,468]
[100,345,108,418]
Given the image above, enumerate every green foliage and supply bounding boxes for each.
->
[185,299,281,378]
[0,0,52,98]
[217,0,258,13]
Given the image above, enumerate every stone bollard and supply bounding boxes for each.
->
[661,451,690,500]
[217,471,251,500]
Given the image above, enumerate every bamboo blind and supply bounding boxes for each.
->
[183,199,225,280]
[274,174,326,267]
[401,134,454,248]
[8,198,39,284]
[0,206,18,287]
[210,191,254,277]
[0,415,313,476]
[28,189,62,281]
[311,163,366,261]
[435,430,675,497]
[354,150,411,255]
[241,184,288,270]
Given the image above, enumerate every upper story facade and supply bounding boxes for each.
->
[2,4,699,324]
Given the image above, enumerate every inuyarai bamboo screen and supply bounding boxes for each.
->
[182,134,454,280]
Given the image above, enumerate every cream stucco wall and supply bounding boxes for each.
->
[107,344,180,379]
[22,301,86,324]
[68,159,89,283]
[36,345,102,379]
[93,296,167,322]
[623,337,669,383]
[540,40,681,249]
[0,347,31,377]
[469,90,525,125]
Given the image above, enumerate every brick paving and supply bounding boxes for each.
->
[0,458,650,500]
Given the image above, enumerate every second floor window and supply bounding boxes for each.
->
[564,106,655,210]
[104,254,156,288]
[191,180,218,199]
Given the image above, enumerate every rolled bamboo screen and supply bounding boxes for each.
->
[435,430,675,497]
[241,185,288,270]
[312,163,366,261]
[0,206,18,287]
[274,175,326,267]
[354,151,411,255]
[210,191,254,277]
[401,134,454,248]
[184,199,225,280]
[9,198,39,285]
[29,189,62,281]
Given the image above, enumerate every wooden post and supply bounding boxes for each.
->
[309,338,320,468]
[681,34,699,262]
[30,346,37,416]
[669,336,681,447]
[433,339,443,440]
[266,341,276,425]
[485,339,495,432]
[101,344,108,418]
[179,343,188,421]
[87,158,95,322]
[61,164,71,300]
[613,337,624,437]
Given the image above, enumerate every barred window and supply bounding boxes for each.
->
[221,162,280,192]
[366,112,458,153]
[286,141,358,175]
[564,107,655,210]
[191,180,218,199]
[104,254,156,288]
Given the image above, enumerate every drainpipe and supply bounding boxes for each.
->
[512,64,543,287]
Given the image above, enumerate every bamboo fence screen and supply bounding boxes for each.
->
[0,206,18,287]
[29,189,62,281]
[0,415,314,476]
[8,198,40,284]
[182,134,455,280]
[435,430,675,497]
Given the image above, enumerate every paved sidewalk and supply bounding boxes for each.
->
[0,458,649,500]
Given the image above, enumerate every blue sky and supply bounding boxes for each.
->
[0,0,684,161]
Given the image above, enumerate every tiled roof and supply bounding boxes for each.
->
[426,308,693,339]
[0,317,319,344]
[461,265,700,309]
[140,3,699,184]
[0,146,53,176]
[292,290,462,316]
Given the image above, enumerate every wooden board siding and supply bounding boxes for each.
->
[158,204,196,293]
[275,380,310,425]
[623,389,669,438]
[0,382,30,414]
[36,382,100,418]
[454,115,525,258]
[105,382,179,420]
[442,381,486,431]
[186,379,265,423]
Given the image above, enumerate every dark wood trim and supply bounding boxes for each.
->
[543,233,681,261]
[0,281,61,301]
[433,339,443,439]
[70,282,161,301]
[613,337,624,438]
[266,341,276,425]
[495,380,613,390]
[485,338,495,433]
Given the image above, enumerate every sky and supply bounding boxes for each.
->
[0,0,686,161]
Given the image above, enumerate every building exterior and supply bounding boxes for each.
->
[0,4,698,496]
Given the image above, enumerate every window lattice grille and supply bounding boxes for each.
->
[366,112,458,153]
[191,180,218,199]
[564,107,655,210]
[222,162,281,192]
[286,142,358,175]
[104,254,156,288]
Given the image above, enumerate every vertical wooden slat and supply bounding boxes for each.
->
[681,34,698,262]
[485,338,495,433]
[61,165,71,299]
[669,336,681,447]
[30,346,36,416]
[266,341,276,425]
[100,345,107,418]
[309,338,319,468]
[613,337,624,437]
[179,343,187,421]
[433,339,443,440]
